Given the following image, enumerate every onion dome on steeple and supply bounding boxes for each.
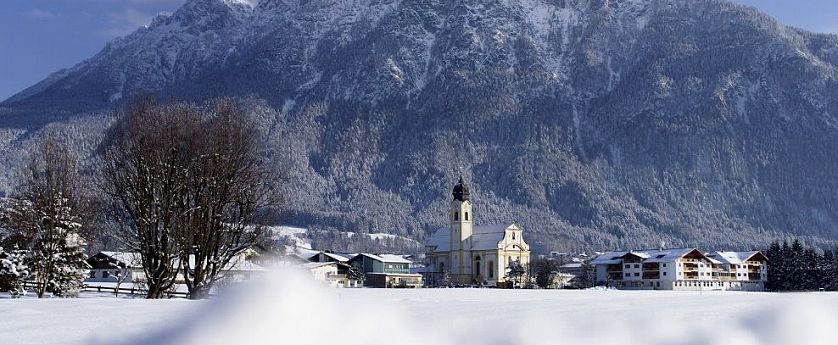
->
[452,176,470,202]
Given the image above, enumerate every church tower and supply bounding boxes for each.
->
[449,176,473,282]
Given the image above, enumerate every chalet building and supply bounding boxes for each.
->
[348,253,422,288]
[86,251,144,283]
[425,177,531,287]
[304,261,361,288]
[705,251,769,290]
[592,248,768,291]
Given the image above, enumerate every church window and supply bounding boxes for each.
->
[512,232,516,240]
[454,212,458,220]
[488,261,494,278]
[465,212,469,221]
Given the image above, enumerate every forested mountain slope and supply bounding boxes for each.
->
[3,0,838,252]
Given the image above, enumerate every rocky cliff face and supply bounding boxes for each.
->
[3,0,838,251]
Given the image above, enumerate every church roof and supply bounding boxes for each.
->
[426,227,451,252]
[425,224,516,252]
[471,225,509,250]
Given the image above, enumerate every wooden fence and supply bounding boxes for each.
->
[21,281,189,298]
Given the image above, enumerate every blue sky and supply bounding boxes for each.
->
[1,0,837,101]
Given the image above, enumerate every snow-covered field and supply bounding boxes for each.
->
[2,270,837,345]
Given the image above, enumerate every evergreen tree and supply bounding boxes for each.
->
[765,241,782,291]
[780,240,793,290]
[823,249,837,291]
[802,248,819,290]
[506,260,526,288]
[0,248,30,298]
[577,259,595,289]
[347,260,366,287]
[28,198,89,298]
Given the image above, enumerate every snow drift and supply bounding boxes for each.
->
[106,269,838,345]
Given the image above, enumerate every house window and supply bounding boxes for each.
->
[663,263,667,267]
[102,271,110,278]
[625,264,630,269]
[634,273,639,277]
[634,264,639,269]
[89,271,96,279]
[663,272,667,276]
[625,273,630,277]
[465,212,469,221]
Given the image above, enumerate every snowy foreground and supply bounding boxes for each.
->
[2,271,837,345]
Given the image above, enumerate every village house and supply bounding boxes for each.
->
[86,251,144,283]
[425,177,531,287]
[348,253,422,288]
[303,261,361,288]
[591,248,768,291]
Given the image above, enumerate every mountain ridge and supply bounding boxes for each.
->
[3,0,838,252]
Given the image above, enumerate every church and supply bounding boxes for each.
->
[425,177,531,287]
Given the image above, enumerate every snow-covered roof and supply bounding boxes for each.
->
[322,252,353,262]
[223,256,265,272]
[355,253,412,264]
[303,262,338,270]
[471,225,510,251]
[706,251,766,264]
[642,248,699,263]
[426,224,517,252]
[426,227,450,251]
[591,248,707,264]
[590,251,627,265]
[98,251,143,268]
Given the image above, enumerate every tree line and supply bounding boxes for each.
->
[0,95,277,299]
[765,239,838,292]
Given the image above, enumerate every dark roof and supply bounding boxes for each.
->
[452,176,470,202]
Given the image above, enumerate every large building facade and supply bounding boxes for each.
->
[425,178,531,286]
[592,248,768,291]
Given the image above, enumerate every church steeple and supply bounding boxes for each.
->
[452,176,470,202]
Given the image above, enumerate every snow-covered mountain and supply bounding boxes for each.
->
[3,0,838,252]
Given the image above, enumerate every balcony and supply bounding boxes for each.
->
[642,272,661,280]
[642,263,661,271]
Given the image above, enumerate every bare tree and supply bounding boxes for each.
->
[101,96,274,299]
[177,98,274,299]
[101,95,198,299]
